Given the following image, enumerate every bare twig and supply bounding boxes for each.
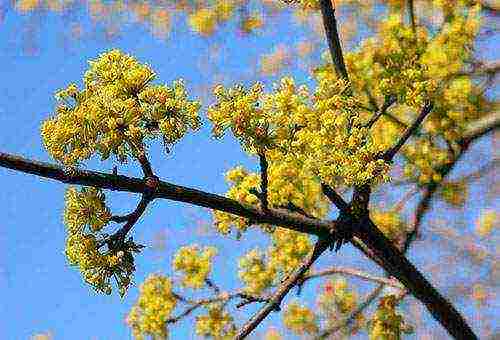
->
[317,284,385,339]
[104,193,153,248]
[205,278,221,295]
[383,101,434,162]
[235,239,331,339]
[365,95,397,129]
[258,152,269,210]
[300,266,404,289]
[167,291,268,324]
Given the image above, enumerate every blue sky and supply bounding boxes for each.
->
[0,2,498,340]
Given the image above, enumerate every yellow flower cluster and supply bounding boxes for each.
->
[338,4,486,189]
[213,157,329,235]
[241,13,264,34]
[302,73,390,186]
[369,295,404,340]
[281,0,320,10]
[475,209,497,237]
[402,139,450,185]
[64,186,111,234]
[370,209,406,241]
[208,82,268,152]
[377,15,437,107]
[64,187,133,296]
[317,278,365,334]
[138,80,202,144]
[126,274,178,340]
[41,49,201,166]
[238,248,277,294]
[268,228,312,275]
[208,76,389,188]
[422,4,481,79]
[318,278,359,313]
[283,301,318,335]
[439,180,467,207]
[212,166,260,235]
[172,245,217,289]
[238,229,311,292]
[195,303,236,339]
[188,0,236,36]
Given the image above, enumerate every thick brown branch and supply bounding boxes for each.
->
[321,183,349,211]
[235,238,330,339]
[354,216,477,340]
[319,0,349,81]
[407,0,416,33]
[0,152,337,238]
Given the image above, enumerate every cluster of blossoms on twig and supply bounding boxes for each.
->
[64,187,138,296]
[238,228,313,294]
[126,274,178,340]
[41,49,201,167]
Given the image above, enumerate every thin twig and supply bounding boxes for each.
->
[167,291,268,324]
[317,284,385,339]
[235,238,331,339]
[103,194,153,248]
[365,95,397,129]
[300,266,404,289]
[258,152,269,210]
[205,278,221,295]
[383,101,434,162]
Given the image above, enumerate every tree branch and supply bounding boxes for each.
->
[321,183,349,212]
[167,291,269,324]
[365,95,397,129]
[0,152,338,238]
[319,0,349,81]
[354,215,477,340]
[383,101,434,162]
[235,238,330,339]
[258,152,269,210]
[0,151,478,339]
[317,284,385,339]
[407,0,416,33]
[103,193,153,248]
[300,266,404,289]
